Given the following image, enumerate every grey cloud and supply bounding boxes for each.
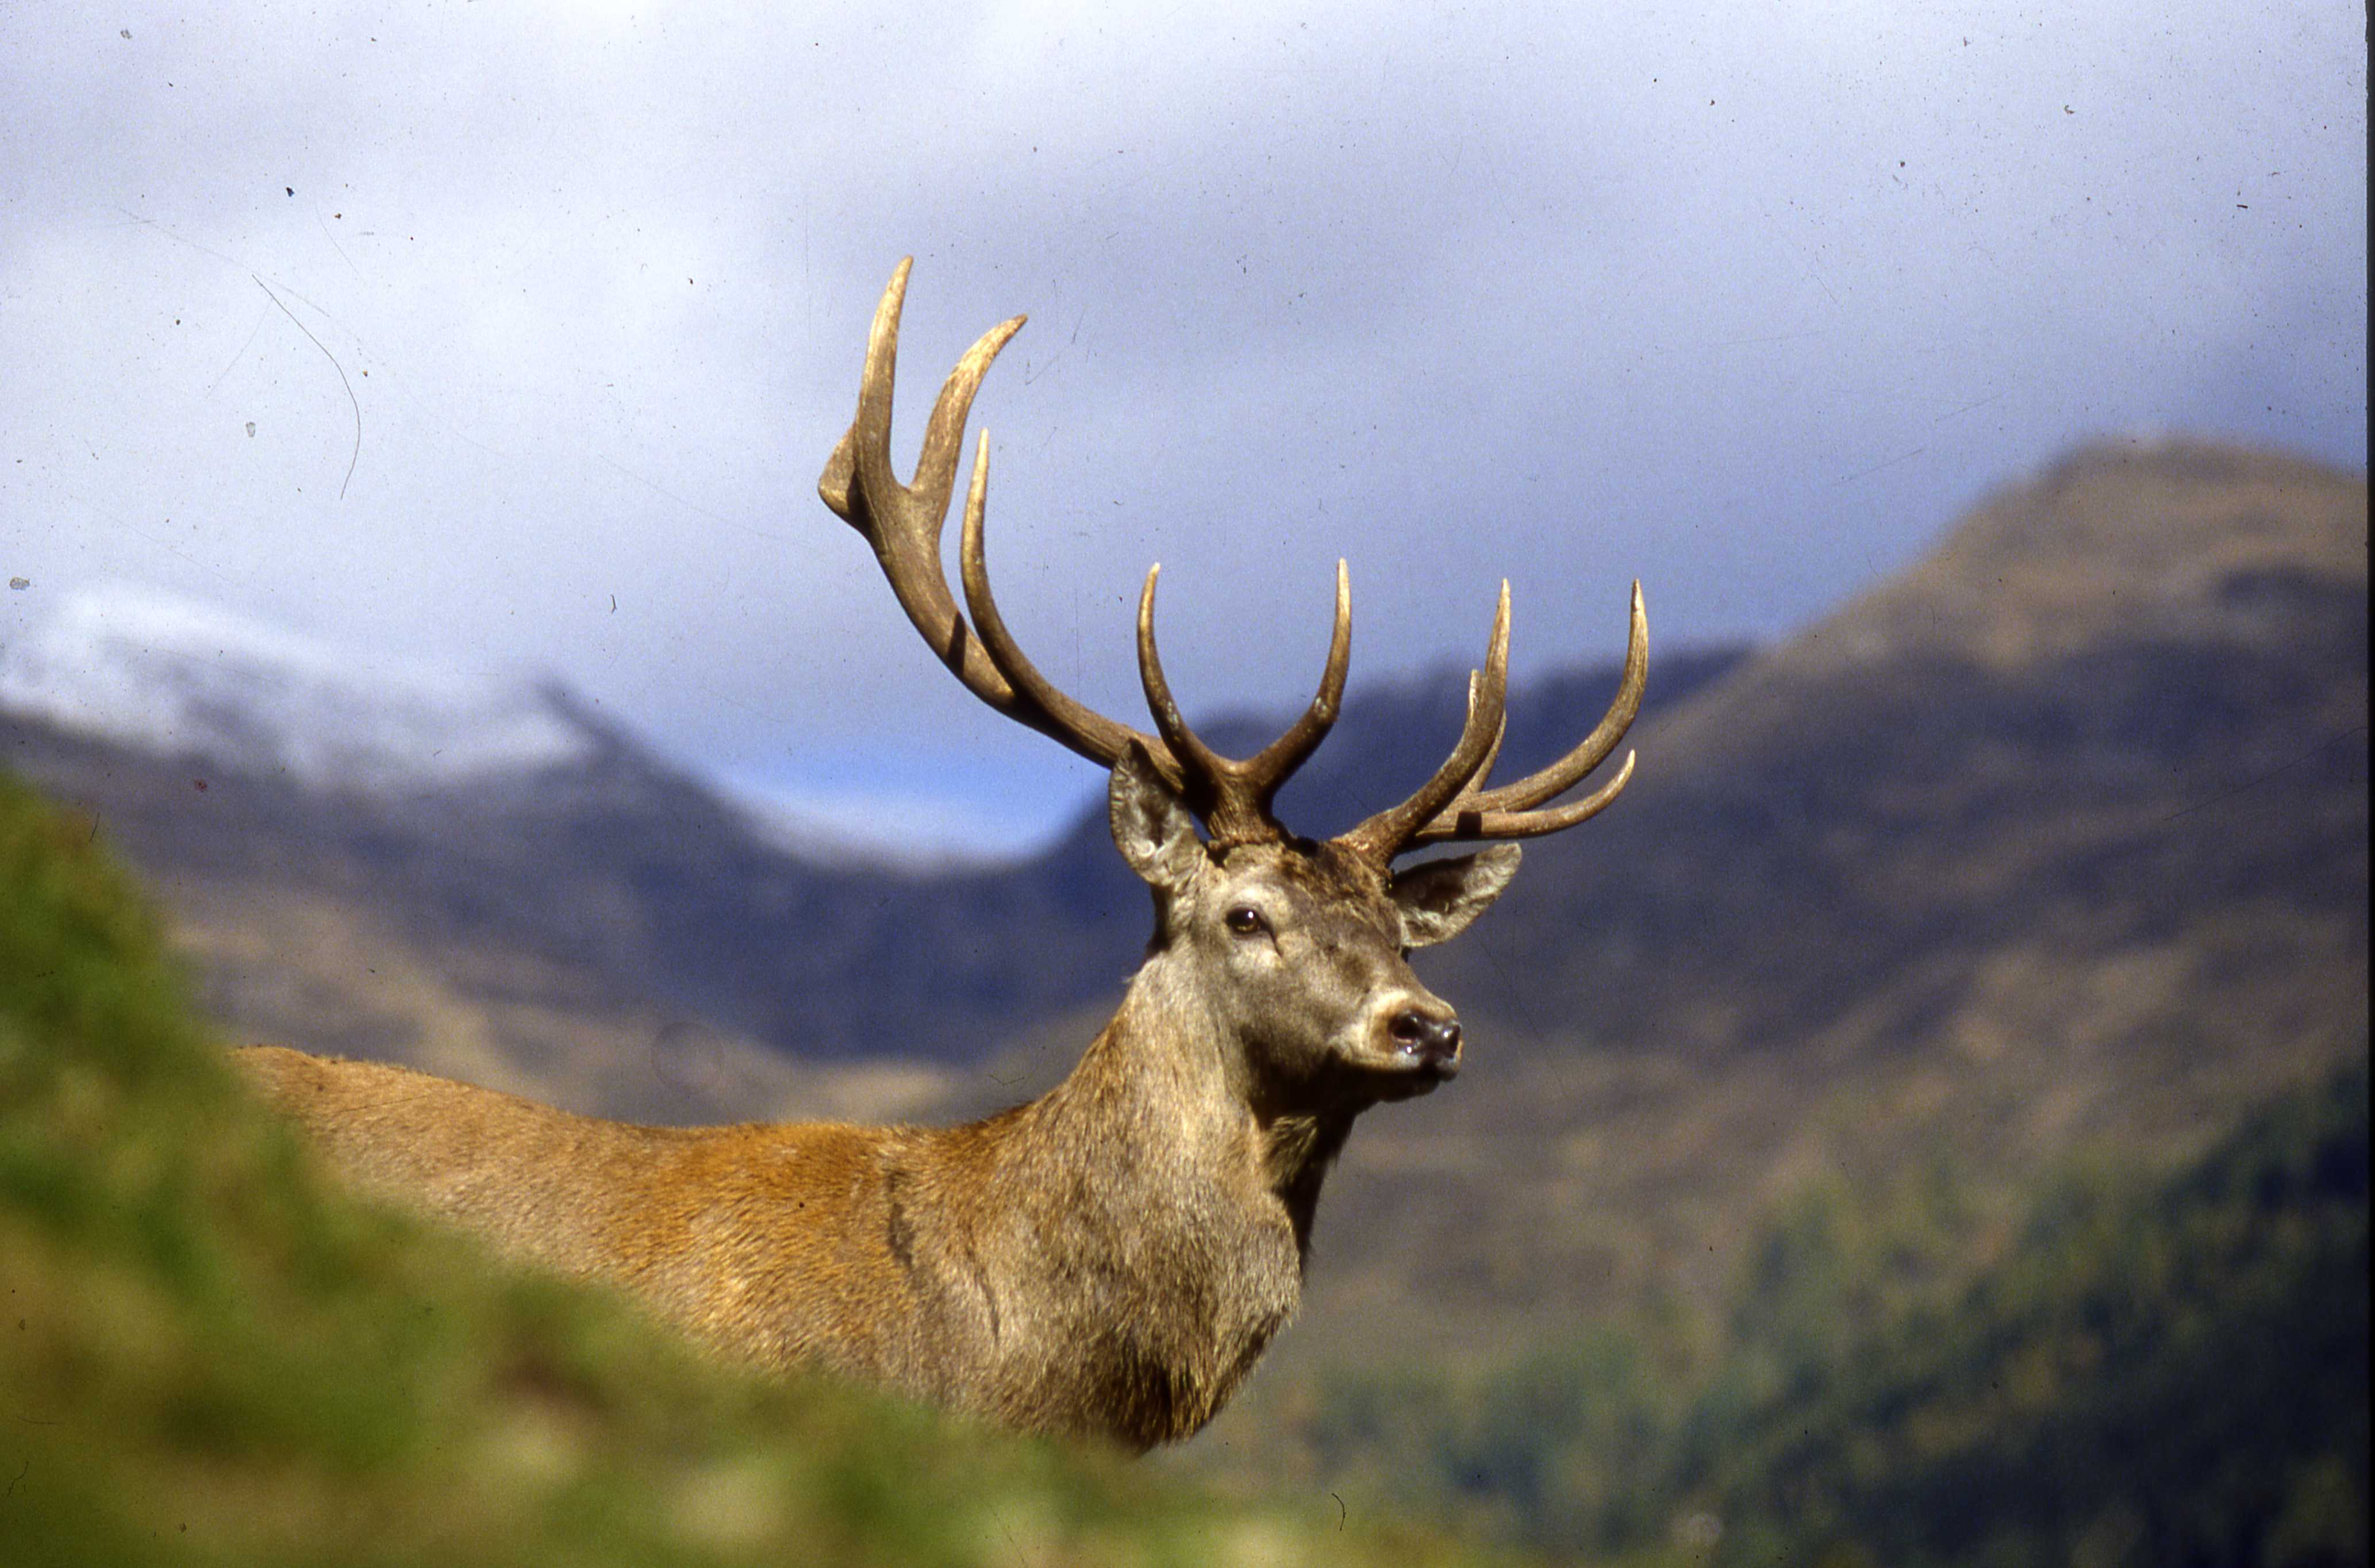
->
[1,0,2362,848]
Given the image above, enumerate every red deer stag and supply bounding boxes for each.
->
[239,259,1648,1450]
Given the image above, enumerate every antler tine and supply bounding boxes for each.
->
[1239,559,1352,805]
[1390,581,1647,850]
[821,258,1184,777]
[1136,564,1236,818]
[1335,582,1511,864]
[1414,748,1636,844]
[818,259,1025,708]
[1455,580,1648,817]
[959,434,1180,783]
[1137,562,1356,844]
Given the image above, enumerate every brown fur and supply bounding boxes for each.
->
[239,757,1521,1449]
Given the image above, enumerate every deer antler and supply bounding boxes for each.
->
[1137,561,1351,845]
[820,258,1353,839]
[817,259,1128,763]
[1336,580,1646,864]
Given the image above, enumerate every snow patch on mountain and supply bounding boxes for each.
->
[0,582,594,789]
[714,767,1064,872]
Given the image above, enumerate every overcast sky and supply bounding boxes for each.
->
[2,1,2364,853]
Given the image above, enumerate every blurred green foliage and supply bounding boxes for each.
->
[1281,1065,2368,1567]
[0,771,1508,1567]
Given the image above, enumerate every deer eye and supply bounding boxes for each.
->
[1224,905,1268,936]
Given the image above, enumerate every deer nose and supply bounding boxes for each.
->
[1388,1008,1462,1071]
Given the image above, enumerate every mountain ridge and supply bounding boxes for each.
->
[0,572,1750,1092]
[1254,432,2366,1364]
[1,436,2361,1163]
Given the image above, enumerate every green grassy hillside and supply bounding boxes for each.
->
[0,770,1501,1567]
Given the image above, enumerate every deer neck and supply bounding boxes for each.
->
[1025,952,1354,1254]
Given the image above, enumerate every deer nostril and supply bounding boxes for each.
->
[1389,1009,1462,1066]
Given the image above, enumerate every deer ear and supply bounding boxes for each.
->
[1110,743,1204,893]
[1390,844,1523,948]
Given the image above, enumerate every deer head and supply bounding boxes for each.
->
[819,259,1646,1120]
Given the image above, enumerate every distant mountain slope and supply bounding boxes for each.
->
[2,437,2359,1167]
[0,579,1746,1094]
[1262,435,2368,1354]
[0,583,1094,1087]
[1192,1061,2370,1566]
[1444,436,2366,1055]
